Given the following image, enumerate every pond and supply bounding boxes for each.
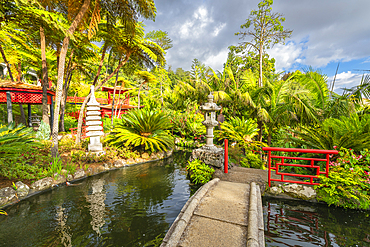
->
[0,150,195,247]
[264,197,370,246]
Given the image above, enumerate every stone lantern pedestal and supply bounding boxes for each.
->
[86,85,104,154]
[189,92,224,168]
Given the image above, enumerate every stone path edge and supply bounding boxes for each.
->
[160,178,220,247]
[0,150,175,210]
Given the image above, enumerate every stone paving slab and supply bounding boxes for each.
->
[194,181,249,226]
[178,215,247,247]
[178,181,250,247]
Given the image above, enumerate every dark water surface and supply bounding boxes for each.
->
[0,151,193,247]
[264,197,370,247]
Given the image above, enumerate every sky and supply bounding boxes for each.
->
[143,0,370,93]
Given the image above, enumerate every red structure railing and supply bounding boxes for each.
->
[262,147,338,187]
[70,126,87,138]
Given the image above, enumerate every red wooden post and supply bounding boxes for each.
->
[268,151,271,187]
[224,139,228,173]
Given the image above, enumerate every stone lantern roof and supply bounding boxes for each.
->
[199,92,221,112]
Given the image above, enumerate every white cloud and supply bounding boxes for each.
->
[204,49,229,71]
[145,0,370,74]
[268,42,304,72]
[213,23,226,37]
[179,6,214,39]
[328,71,363,93]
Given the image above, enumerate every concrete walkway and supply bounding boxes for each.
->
[161,178,264,247]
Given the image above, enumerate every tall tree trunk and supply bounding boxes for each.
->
[76,53,131,144]
[19,104,26,125]
[138,83,142,109]
[258,43,263,87]
[257,120,263,142]
[115,75,123,117]
[60,71,73,132]
[40,25,50,125]
[0,44,14,81]
[59,51,74,132]
[267,131,271,146]
[51,0,90,157]
[160,73,164,108]
[111,70,119,127]
[16,62,21,82]
[117,79,125,117]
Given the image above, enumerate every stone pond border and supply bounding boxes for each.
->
[160,178,220,247]
[0,149,174,210]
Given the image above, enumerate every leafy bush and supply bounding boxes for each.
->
[186,159,214,185]
[48,156,63,176]
[59,136,78,153]
[0,147,51,180]
[315,166,370,209]
[102,116,121,132]
[0,123,39,159]
[64,115,78,132]
[35,121,50,140]
[290,114,370,152]
[336,147,370,170]
[106,109,174,152]
[168,105,205,139]
[240,152,264,169]
[216,117,264,151]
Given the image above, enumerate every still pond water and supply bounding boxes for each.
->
[264,198,370,246]
[1,150,370,246]
[0,151,194,247]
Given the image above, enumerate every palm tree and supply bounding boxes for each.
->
[75,22,165,145]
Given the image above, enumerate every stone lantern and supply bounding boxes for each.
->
[199,92,221,149]
[86,85,104,153]
[189,92,224,169]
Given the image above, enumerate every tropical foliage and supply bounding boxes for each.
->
[106,109,174,152]
[314,148,370,209]
[1,0,370,211]
[0,123,38,159]
[216,116,262,150]
[186,159,215,185]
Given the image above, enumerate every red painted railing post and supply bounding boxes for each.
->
[224,139,228,173]
[268,151,271,187]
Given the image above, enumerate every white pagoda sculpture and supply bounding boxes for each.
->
[86,85,104,153]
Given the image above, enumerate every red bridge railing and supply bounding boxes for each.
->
[262,147,338,187]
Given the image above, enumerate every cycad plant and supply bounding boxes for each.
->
[0,123,38,159]
[106,109,174,152]
[216,116,263,150]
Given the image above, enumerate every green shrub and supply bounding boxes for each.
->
[102,116,121,132]
[59,136,77,153]
[48,156,63,176]
[240,152,264,169]
[35,121,50,140]
[186,159,214,185]
[64,115,78,132]
[0,123,39,159]
[315,166,370,209]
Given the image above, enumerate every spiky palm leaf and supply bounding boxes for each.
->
[106,109,174,152]
[0,123,38,159]
[216,117,262,150]
[289,124,370,152]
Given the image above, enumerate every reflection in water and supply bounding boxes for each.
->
[55,206,72,247]
[0,150,193,246]
[86,178,106,236]
[264,198,370,246]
